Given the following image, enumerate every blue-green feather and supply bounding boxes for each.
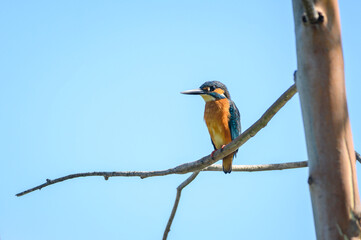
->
[228,100,241,152]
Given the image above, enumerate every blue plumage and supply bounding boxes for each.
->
[229,100,241,141]
[228,100,241,157]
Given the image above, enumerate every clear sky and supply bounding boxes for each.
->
[1,1,361,240]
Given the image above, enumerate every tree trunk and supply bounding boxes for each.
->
[292,0,361,239]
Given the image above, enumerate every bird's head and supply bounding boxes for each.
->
[181,81,231,102]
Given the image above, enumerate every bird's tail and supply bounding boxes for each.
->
[222,154,234,174]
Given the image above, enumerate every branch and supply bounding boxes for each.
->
[162,154,361,239]
[356,151,361,164]
[16,161,306,197]
[203,161,308,172]
[163,171,200,240]
[16,83,297,197]
[162,159,308,240]
[162,152,361,239]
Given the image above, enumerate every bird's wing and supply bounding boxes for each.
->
[210,138,216,150]
[228,100,241,141]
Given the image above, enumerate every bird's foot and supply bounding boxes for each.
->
[211,150,217,159]
[211,145,226,159]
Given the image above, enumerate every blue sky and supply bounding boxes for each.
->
[1,1,361,239]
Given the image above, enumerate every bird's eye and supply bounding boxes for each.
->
[209,86,215,91]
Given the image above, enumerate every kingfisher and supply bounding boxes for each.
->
[181,81,241,173]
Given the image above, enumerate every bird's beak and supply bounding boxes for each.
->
[180,88,206,95]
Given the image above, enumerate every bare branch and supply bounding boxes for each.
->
[16,83,297,197]
[162,153,361,239]
[203,161,308,172]
[15,161,305,197]
[162,160,309,239]
[163,171,200,240]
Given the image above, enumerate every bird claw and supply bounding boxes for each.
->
[211,145,226,159]
[220,145,226,151]
[211,150,217,159]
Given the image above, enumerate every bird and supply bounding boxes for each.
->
[181,81,241,173]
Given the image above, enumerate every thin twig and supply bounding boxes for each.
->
[162,160,309,239]
[356,151,361,164]
[16,84,298,197]
[15,161,305,197]
[204,161,308,172]
[163,171,200,240]
[161,153,361,239]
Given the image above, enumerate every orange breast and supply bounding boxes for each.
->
[204,99,232,149]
